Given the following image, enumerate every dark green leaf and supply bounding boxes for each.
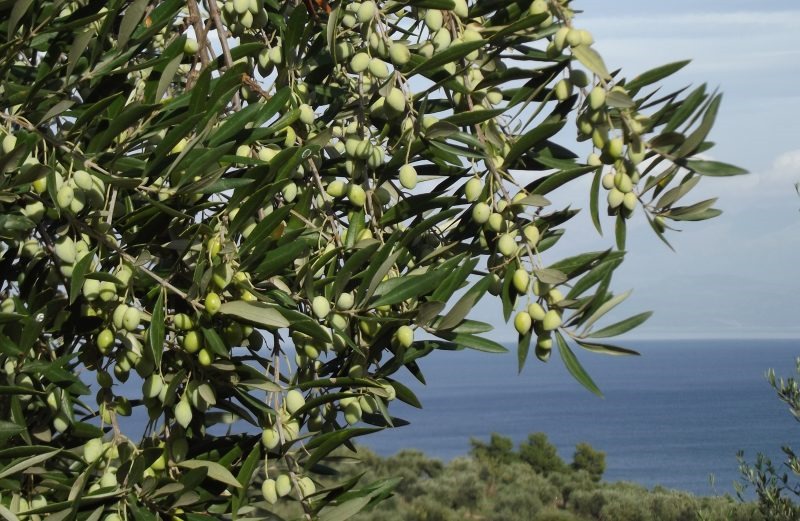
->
[556,332,602,396]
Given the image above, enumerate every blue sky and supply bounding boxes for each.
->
[487,1,800,340]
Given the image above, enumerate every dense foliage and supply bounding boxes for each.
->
[270,435,763,521]
[737,359,800,520]
[0,0,744,519]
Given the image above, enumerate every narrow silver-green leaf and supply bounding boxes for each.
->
[586,311,653,339]
[581,289,632,333]
[556,332,602,396]
[148,291,165,368]
[217,301,290,329]
[178,460,242,488]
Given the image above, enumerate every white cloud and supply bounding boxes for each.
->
[772,149,800,180]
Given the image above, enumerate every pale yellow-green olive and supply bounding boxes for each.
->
[528,302,546,321]
[398,164,417,189]
[514,311,532,335]
[472,202,491,224]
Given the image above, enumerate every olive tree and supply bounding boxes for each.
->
[737,360,800,520]
[0,0,744,519]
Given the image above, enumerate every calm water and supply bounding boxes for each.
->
[359,338,800,496]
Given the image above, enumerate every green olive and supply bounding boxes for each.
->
[205,292,221,315]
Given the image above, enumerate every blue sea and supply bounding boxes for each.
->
[358,338,800,496]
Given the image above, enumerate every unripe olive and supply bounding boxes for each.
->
[282,182,298,203]
[276,474,292,497]
[591,128,607,150]
[432,28,451,51]
[368,58,390,79]
[205,292,221,315]
[607,137,624,160]
[197,348,213,366]
[350,52,370,73]
[357,0,376,23]
[236,145,253,157]
[182,330,202,353]
[453,0,468,17]
[398,164,417,190]
[326,179,347,198]
[143,374,164,399]
[53,412,70,432]
[261,425,280,449]
[298,476,316,498]
[615,172,633,193]
[84,437,104,463]
[347,183,367,207]
[262,478,278,504]
[472,202,491,224]
[184,38,199,55]
[100,470,118,488]
[2,133,17,153]
[389,42,410,66]
[30,494,47,510]
[174,397,193,428]
[566,28,583,47]
[268,45,283,64]
[587,153,603,167]
[536,335,553,360]
[150,452,167,471]
[523,225,540,246]
[497,234,517,257]
[547,288,565,305]
[54,235,77,264]
[257,146,279,163]
[607,188,624,209]
[56,184,74,210]
[334,41,353,61]
[341,11,357,27]
[529,0,548,15]
[386,88,406,114]
[311,295,331,319]
[97,369,113,388]
[343,400,362,425]
[527,302,546,321]
[554,79,572,101]
[424,9,443,31]
[173,313,194,331]
[22,200,45,223]
[514,311,532,335]
[122,307,141,332]
[73,170,93,191]
[570,69,589,88]
[579,29,594,46]
[32,176,47,193]
[510,269,529,294]
[286,389,305,414]
[336,292,354,311]
[589,86,606,110]
[464,177,483,202]
[298,104,315,125]
[601,173,615,190]
[79,278,100,301]
[396,325,414,348]
[553,27,570,51]
[623,192,638,211]
[542,309,562,331]
[97,329,115,354]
